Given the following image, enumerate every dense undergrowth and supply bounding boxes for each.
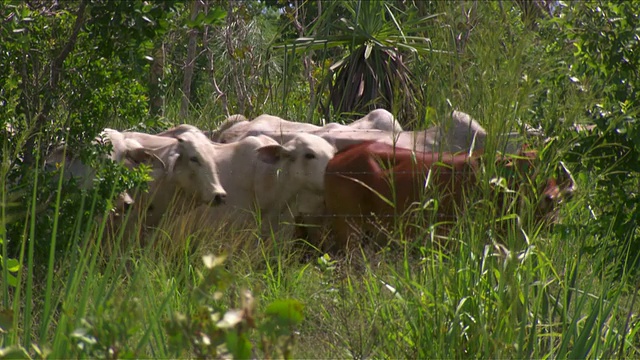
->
[2,1,640,358]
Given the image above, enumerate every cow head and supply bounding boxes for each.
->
[173,131,227,206]
[123,131,227,208]
[538,161,576,214]
[256,133,336,194]
[493,150,576,219]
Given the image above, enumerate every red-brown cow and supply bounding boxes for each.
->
[323,141,574,252]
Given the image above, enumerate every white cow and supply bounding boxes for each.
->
[320,110,488,153]
[120,125,334,236]
[44,129,150,214]
[117,128,228,228]
[211,109,404,144]
[156,131,337,235]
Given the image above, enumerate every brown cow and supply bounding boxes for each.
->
[323,141,575,252]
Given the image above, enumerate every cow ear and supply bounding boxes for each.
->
[166,152,180,173]
[126,148,166,170]
[558,161,577,196]
[256,144,287,164]
[126,147,151,164]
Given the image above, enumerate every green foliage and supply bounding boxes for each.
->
[536,1,640,274]
[86,0,181,60]
[278,0,436,126]
[0,256,19,288]
[0,0,177,264]
[69,297,145,358]
[164,254,304,359]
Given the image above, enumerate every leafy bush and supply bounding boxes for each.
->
[165,254,304,359]
[536,1,640,275]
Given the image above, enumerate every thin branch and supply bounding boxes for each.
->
[180,0,202,117]
[23,0,87,165]
[50,0,86,89]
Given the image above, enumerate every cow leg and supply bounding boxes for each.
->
[292,215,313,241]
[258,212,281,239]
[306,215,327,250]
[329,216,356,254]
[293,214,326,246]
[292,217,308,239]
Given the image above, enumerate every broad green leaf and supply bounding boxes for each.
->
[6,258,20,273]
[0,346,30,359]
[204,8,226,25]
[6,273,17,287]
[0,309,14,332]
[225,331,252,360]
[264,299,304,327]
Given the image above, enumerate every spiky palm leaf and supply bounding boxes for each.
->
[327,42,422,126]
[276,0,444,127]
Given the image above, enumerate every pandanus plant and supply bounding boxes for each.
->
[277,0,444,128]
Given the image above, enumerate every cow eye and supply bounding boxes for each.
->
[304,153,316,160]
[189,156,200,164]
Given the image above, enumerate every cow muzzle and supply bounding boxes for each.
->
[204,190,227,206]
[212,192,226,206]
[113,192,135,216]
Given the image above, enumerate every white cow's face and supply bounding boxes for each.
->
[45,135,139,220]
[172,131,227,206]
[257,133,336,194]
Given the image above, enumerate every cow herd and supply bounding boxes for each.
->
[45,109,575,253]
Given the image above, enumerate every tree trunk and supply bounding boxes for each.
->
[149,42,165,116]
[23,0,87,165]
[290,0,319,122]
[224,0,247,115]
[180,0,202,118]
[204,0,228,118]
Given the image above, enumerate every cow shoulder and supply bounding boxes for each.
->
[350,108,403,132]
[157,124,203,138]
[211,114,250,143]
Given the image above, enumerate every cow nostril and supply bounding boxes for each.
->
[213,193,227,205]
